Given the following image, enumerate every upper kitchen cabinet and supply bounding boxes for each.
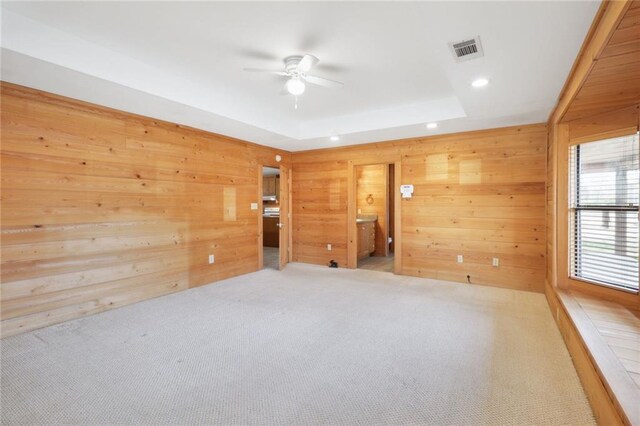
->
[263,175,280,197]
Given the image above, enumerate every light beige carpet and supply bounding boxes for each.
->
[1,263,594,425]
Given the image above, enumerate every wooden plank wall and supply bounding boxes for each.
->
[546,124,559,290]
[0,83,290,338]
[293,124,548,292]
[544,2,640,424]
[356,164,388,256]
[546,0,640,300]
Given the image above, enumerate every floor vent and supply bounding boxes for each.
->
[449,36,484,62]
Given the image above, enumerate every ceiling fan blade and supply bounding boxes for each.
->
[305,75,344,88]
[297,54,319,73]
[243,68,288,76]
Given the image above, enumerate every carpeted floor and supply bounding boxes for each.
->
[1,263,594,425]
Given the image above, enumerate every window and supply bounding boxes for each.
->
[569,133,639,293]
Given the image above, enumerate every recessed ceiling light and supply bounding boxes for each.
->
[472,78,489,88]
[426,123,438,129]
[330,136,340,141]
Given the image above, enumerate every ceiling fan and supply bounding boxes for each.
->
[243,54,344,96]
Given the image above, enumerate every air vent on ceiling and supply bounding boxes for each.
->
[449,36,484,62]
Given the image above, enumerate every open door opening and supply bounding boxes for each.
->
[260,165,291,271]
[354,163,395,273]
[261,166,280,270]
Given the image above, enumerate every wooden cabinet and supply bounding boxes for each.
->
[263,216,279,247]
[263,176,280,197]
[357,221,376,260]
[263,176,273,196]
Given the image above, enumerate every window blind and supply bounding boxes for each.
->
[569,133,640,292]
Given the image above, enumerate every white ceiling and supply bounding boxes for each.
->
[1,1,599,151]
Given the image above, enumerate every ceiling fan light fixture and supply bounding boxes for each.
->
[286,77,306,95]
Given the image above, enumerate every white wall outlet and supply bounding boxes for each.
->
[250,203,258,210]
[457,255,463,263]
[208,254,215,264]
[327,244,332,251]
[357,208,362,214]
[492,257,499,267]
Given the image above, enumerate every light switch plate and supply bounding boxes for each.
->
[457,255,463,263]
[250,203,258,210]
[208,254,215,264]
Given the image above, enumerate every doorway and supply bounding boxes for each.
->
[262,166,280,270]
[353,163,396,273]
[259,165,291,271]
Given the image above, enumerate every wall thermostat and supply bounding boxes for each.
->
[400,184,414,198]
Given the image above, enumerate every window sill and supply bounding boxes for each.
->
[553,288,640,426]
[569,275,639,295]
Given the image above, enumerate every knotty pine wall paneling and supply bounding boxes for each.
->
[545,0,639,304]
[293,124,547,292]
[0,83,290,337]
[542,3,640,423]
[291,159,349,267]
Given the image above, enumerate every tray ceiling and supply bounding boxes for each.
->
[1,1,600,150]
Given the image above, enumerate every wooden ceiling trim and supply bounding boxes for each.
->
[617,2,640,29]
[568,103,639,143]
[549,0,634,124]
[561,1,640,122]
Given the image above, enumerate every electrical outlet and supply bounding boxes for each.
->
[492,257,499,267]
[327,244,332,251]
[457,255,463,263]
[357,208,362,214]
[208,254,215,264]
[250,203,258,210]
